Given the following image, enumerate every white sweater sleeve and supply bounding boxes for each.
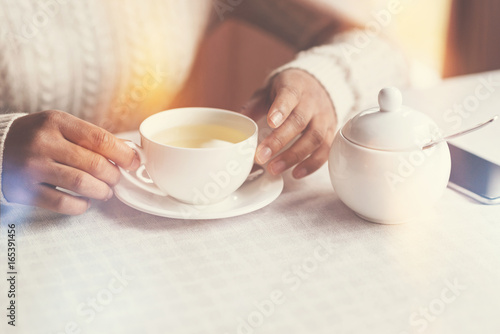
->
[268,29,410,126]
[0,113,28,204]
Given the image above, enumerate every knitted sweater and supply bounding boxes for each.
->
[0,0,408,204]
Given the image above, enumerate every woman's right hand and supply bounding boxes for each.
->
[2,110,140,215]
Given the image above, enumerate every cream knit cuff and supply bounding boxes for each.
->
[0,113,28,204]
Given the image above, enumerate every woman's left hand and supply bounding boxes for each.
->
[240,69,338,179]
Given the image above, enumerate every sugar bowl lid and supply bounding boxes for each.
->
[341,87,441,151]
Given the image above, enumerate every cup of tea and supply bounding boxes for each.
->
[120,107,258,205]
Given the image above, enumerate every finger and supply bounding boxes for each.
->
[267,85,301,128]
[239,89,270,121]
[31,184,90,215]
[52,141,122,187]
[56,113,139,170]
[266,116,329,175]
[255,103,312,164]
[40,163,114,201]
[292,128,336,178]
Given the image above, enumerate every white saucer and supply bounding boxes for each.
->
[113,131,284,219]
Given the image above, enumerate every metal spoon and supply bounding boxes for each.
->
[422,115,498,150]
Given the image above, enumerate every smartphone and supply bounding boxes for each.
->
[448,143,500,204]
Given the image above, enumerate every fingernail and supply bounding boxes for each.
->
[130,154,140,170]
[106,188,114,201]
[293,168,307,179]
[269,160,286,175]
[269,111,283,128]
[256,146,272,164]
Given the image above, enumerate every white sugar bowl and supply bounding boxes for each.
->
[328,87,451,224]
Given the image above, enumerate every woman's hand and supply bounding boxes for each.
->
[2,110,140,215]
[240,69,337,178]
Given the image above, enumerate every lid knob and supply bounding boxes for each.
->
[378,87,402,112]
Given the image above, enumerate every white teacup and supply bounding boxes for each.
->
[121,107,258,205]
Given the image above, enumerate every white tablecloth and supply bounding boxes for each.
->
[1,72,500,334]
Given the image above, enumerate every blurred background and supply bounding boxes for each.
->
[169,0,499,113]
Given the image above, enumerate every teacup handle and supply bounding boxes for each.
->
[119,141,168,196]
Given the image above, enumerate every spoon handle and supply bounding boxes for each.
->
[422,115,498,150]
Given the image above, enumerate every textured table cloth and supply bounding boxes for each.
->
[1,71,500,334]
